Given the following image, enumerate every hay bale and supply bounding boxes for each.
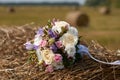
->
[0,26,119,79]
[99,7,110,15]
[0,39,120,80]
[66,11,89,27]
[8,7,15,13]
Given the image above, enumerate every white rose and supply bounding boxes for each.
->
[41,49,54,64]
[52,21,70,33]
[59,32,78,47]
[65,44,76,58]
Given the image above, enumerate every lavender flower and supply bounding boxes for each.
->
[50,44,58,52]
[33,45,39,50]
[24,41,33,50]
[37,28,44,36]
[48,29,57,38]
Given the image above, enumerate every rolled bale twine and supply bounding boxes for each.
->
[99,7,110,15]
[65,11,89,27]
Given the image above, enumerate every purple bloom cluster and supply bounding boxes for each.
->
[48,29,57,38]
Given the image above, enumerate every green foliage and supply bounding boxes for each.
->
[27,50,37,63]
[62,54,75,68]
[47,19,52,28]
[115,0,120,8]
[85,0,111,7]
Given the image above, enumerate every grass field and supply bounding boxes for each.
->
[0,6,120,50]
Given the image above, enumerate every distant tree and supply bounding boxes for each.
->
[115,0,120,8]
[85,0,111,7]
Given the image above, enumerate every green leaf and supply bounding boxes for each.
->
[27,50,35,54]
[48,38,55,45]
[47,19,52,28]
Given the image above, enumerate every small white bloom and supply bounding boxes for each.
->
[43,26,49,30]
[117,49,120,56]
[68,26,78,36]
[65,44,76,58]
[33,34,42,46]
[53,62,64,70]
[117,49,120,53]
[36,49,43,62]
[52,21,70,33]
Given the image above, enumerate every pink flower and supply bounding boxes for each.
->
[54,54,62,63]
[55,41,63,48]
[45,65,54,73]
[40,40,47,47]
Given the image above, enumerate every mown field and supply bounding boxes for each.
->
[0,6,120,50]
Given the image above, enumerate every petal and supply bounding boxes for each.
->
[68,27,78,36]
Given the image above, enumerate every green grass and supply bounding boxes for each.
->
[0,6,120,50]
[0,6,69,26]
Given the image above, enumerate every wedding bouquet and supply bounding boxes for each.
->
[24,19,89,72]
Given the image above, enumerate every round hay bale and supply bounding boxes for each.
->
[8,7,15,13]
[65,11,89,27]
[99,7,110,15]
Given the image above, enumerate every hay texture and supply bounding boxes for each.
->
[66,11,89,27]
[0,26,120,80]
[0,25,36,55]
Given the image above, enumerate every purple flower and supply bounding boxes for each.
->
[50,44,58,52]
[48,29,57,38]
[33,45,39,50]
[24,41,33,50]
[37,28,44,36]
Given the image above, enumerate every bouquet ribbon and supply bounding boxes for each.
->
[77,45,120,65]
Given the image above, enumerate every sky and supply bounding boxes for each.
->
[0,0,86,5]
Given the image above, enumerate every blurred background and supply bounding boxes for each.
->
[0,0,120,50]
